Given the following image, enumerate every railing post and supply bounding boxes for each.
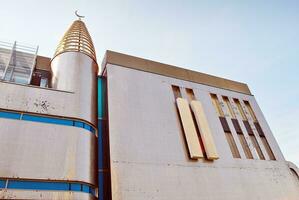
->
[27,45,39,84]
[2,41,16,80]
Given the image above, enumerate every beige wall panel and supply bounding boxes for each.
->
[0,79,96,125]
[0,190,96,200]
[176,98,203,159]
[106,64,299,200]
[0,118,96,185]
[190,100,219,160]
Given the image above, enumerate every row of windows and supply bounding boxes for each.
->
[0,110,96,135]
[171,85,276,161]
[210,94,275,160]
[0,179,96,196]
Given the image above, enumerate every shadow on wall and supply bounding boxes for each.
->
[287,161,299,182]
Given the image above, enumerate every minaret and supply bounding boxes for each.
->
[50,16,98,125]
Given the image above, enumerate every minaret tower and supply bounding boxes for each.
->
[51,14,98,125]
[0,14,98,199]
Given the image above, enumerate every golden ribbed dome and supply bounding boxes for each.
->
[53,20,97,62]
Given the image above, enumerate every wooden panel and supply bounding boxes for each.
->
[190,100,219,160]
[176,98,203,159]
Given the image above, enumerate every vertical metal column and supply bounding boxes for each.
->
[2,41,16,80]
[27,45,39,84]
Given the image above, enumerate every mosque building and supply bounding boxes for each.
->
[0,17,298,200]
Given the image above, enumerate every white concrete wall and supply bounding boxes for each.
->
[106,64,299,200]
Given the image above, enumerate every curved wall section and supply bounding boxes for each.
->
[288,161,299,180]
[0,79,97,125]
[51,52,98,125]
[0,118,97,185]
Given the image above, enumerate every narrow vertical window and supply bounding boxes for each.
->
[254,122,276,160]
[172,85,182,99]
[223,96,253,159]
[244,100,257,121]
[231,119,253,159]
[220,118,241,158]
[186,88,195,101]
[243,120,265,160]
[210,94,224,117]
[233,98,247,120]
[244,100,275,160]
[223,96,236,118]
[211,94,240,158]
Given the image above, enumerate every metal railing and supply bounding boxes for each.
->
[0,40,38,84]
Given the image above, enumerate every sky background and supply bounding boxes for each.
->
[0,0,298,165]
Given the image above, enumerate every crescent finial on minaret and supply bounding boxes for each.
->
[75,10,85,20]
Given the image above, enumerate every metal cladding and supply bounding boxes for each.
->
[101,52,299,200]
[53,20,96,63]
[0,19,98,199]
[51,20,98,125]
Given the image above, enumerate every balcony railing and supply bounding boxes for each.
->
[0,41,38,85]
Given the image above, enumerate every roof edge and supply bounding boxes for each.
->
[101,50,252,95]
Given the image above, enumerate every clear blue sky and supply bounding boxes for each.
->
[0,0,298,165]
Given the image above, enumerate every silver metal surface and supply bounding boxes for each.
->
[0,190,96,200]
[51,52,98,125]
[0,118,96,185]
[0,78,96,125]
[106,64,299,200]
